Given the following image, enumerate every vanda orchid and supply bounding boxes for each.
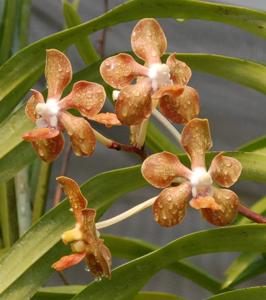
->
[1,3,266,299]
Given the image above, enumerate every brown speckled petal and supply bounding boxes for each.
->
[31,133,65,162]
[59,81,106,118]
[100,53,148,89]
[141,151,192,188]
[25,89,44,122]
[57,176,88,223]
[209,153,242,188]
[52,253,86,271]
[45,49,72,100]
[23,127,60,141]
[115,78,152,125]
[59,112,96,157]
[201,188,239,226]
[131,18,167,65]
[166,53,192,85]
[181,118,212,170]
[82,209,112,279]
[157,85,199,124]
[90,112,122,128]
[153,182,191,227]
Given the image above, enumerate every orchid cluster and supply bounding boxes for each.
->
[23,18,256,280]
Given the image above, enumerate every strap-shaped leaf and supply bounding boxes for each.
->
[0,0,266,121]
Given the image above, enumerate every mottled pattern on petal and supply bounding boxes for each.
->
[52,253,86,271]
[166,53,192,85]
[90,112,121,128]
[157,85,199,124]
[59,112,96,157]
[59,81,105,118]
[31,133,64,162]
[23,127,60,141]
[141,151,192,188]
[190,196,221,211]
[25,89,44,122]
[131,18,167,65]
[100,53,147,89]
[181,118,212,169]
[209,153,242,188]
[201,188,239,226]
[153,183,191,227]
[115,78,152,125]
[82,209,112,279]
[45,49,72,100]
[57,176,87,223]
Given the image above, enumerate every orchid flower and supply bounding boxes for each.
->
[100,18,199,128]
[23,49,119,162]
[141,118,242,227]
[52,176,112,279]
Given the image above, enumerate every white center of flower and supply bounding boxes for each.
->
[35,98,59,128]
[190,167,213,198]
[112,90,120,102]
[148,63,172,91]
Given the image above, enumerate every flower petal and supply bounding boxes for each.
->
[90,112,122,128]
[23,127,60,141]
[157,85,199,124]
[181,118,212,169]
[201,188,239,226]
[153,182,191,227]
[100,53,147,89]
[30,133,65,162]
[190,196,221,211]
[59,112,96,157]
[25,89,44,122]
[141,151,192,188]
[166,53,192,85]
[52,253,86,271]
[59,81,106,118]
[57,176,88,223]
[131,18,167,65]
[209,153,242,188]
[115,78,152,125]
[45,49,72,100]
[82,209,112,279]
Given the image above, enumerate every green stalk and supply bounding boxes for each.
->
[0,180,19,247]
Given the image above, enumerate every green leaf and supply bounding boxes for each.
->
[0,0,17,63]
[33,287,184,300]
[103,234,221,293]
[0,166,147,300]
[239,135,266,154]
[205,286,266,300]
[0,0,266,121]
[63,0,99,64]
[71,225,266,300]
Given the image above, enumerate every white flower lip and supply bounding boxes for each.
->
[35,98,60,128]
[148,63,172,91]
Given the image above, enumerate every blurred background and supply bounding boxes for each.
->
[29,1,266,299]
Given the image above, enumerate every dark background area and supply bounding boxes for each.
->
[29,1,266,299]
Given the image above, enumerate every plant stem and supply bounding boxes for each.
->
[53,143,72,206]
[98,0,108,57]
[152,109,182,146]
[96,197,156,229]
[93,129,147,160]
[238,203,266,224]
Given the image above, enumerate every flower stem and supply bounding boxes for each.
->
[93,129,147,160]
[238,203,266,223]
[152,109,182,146]
[96,196,157,230]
